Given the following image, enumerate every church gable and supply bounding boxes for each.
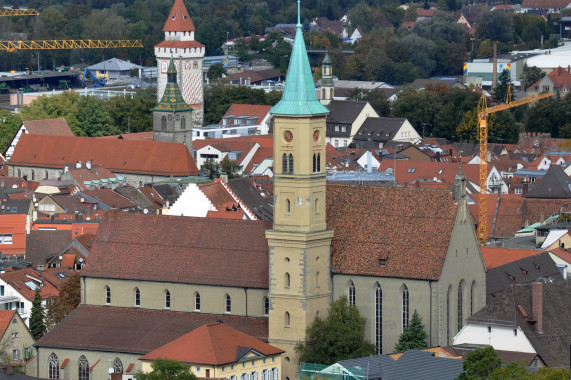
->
[327,184,458,280]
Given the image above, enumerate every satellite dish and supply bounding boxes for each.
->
[108,368,114,375]
[58,256,63,260]
[143,208,149,214]
[80,198,85,203]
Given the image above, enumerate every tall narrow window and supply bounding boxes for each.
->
[348,281,356,305]
[105,286,111,305]
[113,358,123,374]
[458,281,464,331]
[316,271,320,287]
[284,272,290,288]
[135,288,140,307]
[78,356,89,380]
[375,283,383,354]
[161,116,167,130]
[284,311,290,327]
[264,297,269,315]
[447,285,452,345]
[471,281,477,316]
[313,153,317,172]
[48,353,59,379]
[282,153,288,174]
[286,199,291,214]
[195,292,201,311]
[165,290,171,308]
[225,294,231,313]
[288,154,294,174]
[402,285,409,330]
[322,88,326,99]
[181,116,186,130]
[317,153,321,172]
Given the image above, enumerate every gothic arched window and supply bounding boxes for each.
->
[48,353,59,379]
[78,355,89,380]
[161,116,167,130]
[375,283,383,354]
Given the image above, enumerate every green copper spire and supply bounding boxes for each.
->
[270,0,329,116]
[154,56,193,113]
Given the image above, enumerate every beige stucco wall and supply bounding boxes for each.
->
[393,120,421,143]
[35,347,139,380]
[82,277,268,317]
[349,103,379,139]
[0,313,35,370]
[141,353,281,379]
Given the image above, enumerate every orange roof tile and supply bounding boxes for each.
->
[139,322,283,365]
[0,267,60,301]
[61,254,76,269]
[22,118,74,136]
[546,246,571,264]
[10,134,199,176]
[480,247,541,269]
[0,214,27,254]
[163,0,196,31]
[0,310,16,339]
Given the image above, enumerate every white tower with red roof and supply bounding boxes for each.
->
[155,0,205,127]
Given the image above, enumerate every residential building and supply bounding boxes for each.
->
[325,100,379,148]
[454,281,571,368]
[193,104,272,140]
[520,0,571,14]
[139,322,283,379]
[353,117,421,147]
[527,66,571,96]
[154,0,205,127]
[0,310,35,367]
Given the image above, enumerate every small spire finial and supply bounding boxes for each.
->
[458,150,463,175]
[297,0,301,27]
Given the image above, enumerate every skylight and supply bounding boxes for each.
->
[24,281,39,291]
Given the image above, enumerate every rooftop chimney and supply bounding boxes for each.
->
[532,282,543,334]
[76,161,82,169]
[86,160,92,170]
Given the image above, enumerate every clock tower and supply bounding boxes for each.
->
[266,1,333,379]
[155,0,205,128]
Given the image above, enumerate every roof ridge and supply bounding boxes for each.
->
[217,179,257,220]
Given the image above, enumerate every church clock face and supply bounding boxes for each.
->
[283,130,293,143]
[313,130,320,142]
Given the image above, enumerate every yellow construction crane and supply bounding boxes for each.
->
[477,90,554,246]
[0,9,39,16]
[0,39,143,52]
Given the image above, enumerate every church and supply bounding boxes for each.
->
[32,1,486,380]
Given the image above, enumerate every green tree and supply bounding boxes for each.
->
[525,97,568,137]
[20,91,82,135]
[391,88,443,136]
[135,358,197,380]
[348,89,390,117]
[295,296,377,365]
[107,88,156,134]
[476,12,513,43]
[456,346,502,380]
[394,310,428,352]
[522,65,546,90]
[493,70,513,103]
[201,159,221,179]
[30,288,46,340]
[46,273,81,330]
[77,96,119,137]
[220,157,241,179]
[207,63,227,81]
[0,110,22,153]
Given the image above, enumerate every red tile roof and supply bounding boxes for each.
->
[480,247,541,269]
[9,134,199,176]
[155,40,204,49]
[0,267,60,301]
[163,0,196,31]
[546,246,571,263]
[22,118,74,136]
[36,305,269,353]
[140,322,283,365]
[199,181,237,209]
[0,310,16,339]
[327,185,459,280]
[80,189,136,210]
[97,132,154,141]
[82,210,271,288]
[0,214,27,254]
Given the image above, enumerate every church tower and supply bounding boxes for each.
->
[155,0,205,128]
[319,52,334,105]
[152,57,193,151]
[266,2,333,379]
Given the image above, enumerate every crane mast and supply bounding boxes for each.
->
[477,90,555,246]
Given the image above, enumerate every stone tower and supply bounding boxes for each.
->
[153,57,193,152]
[319,52,334,105]
[155,0,205,128]
[266,1,333,379]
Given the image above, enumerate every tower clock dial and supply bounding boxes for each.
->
[313,130,320,142]
[283,130,293,143]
